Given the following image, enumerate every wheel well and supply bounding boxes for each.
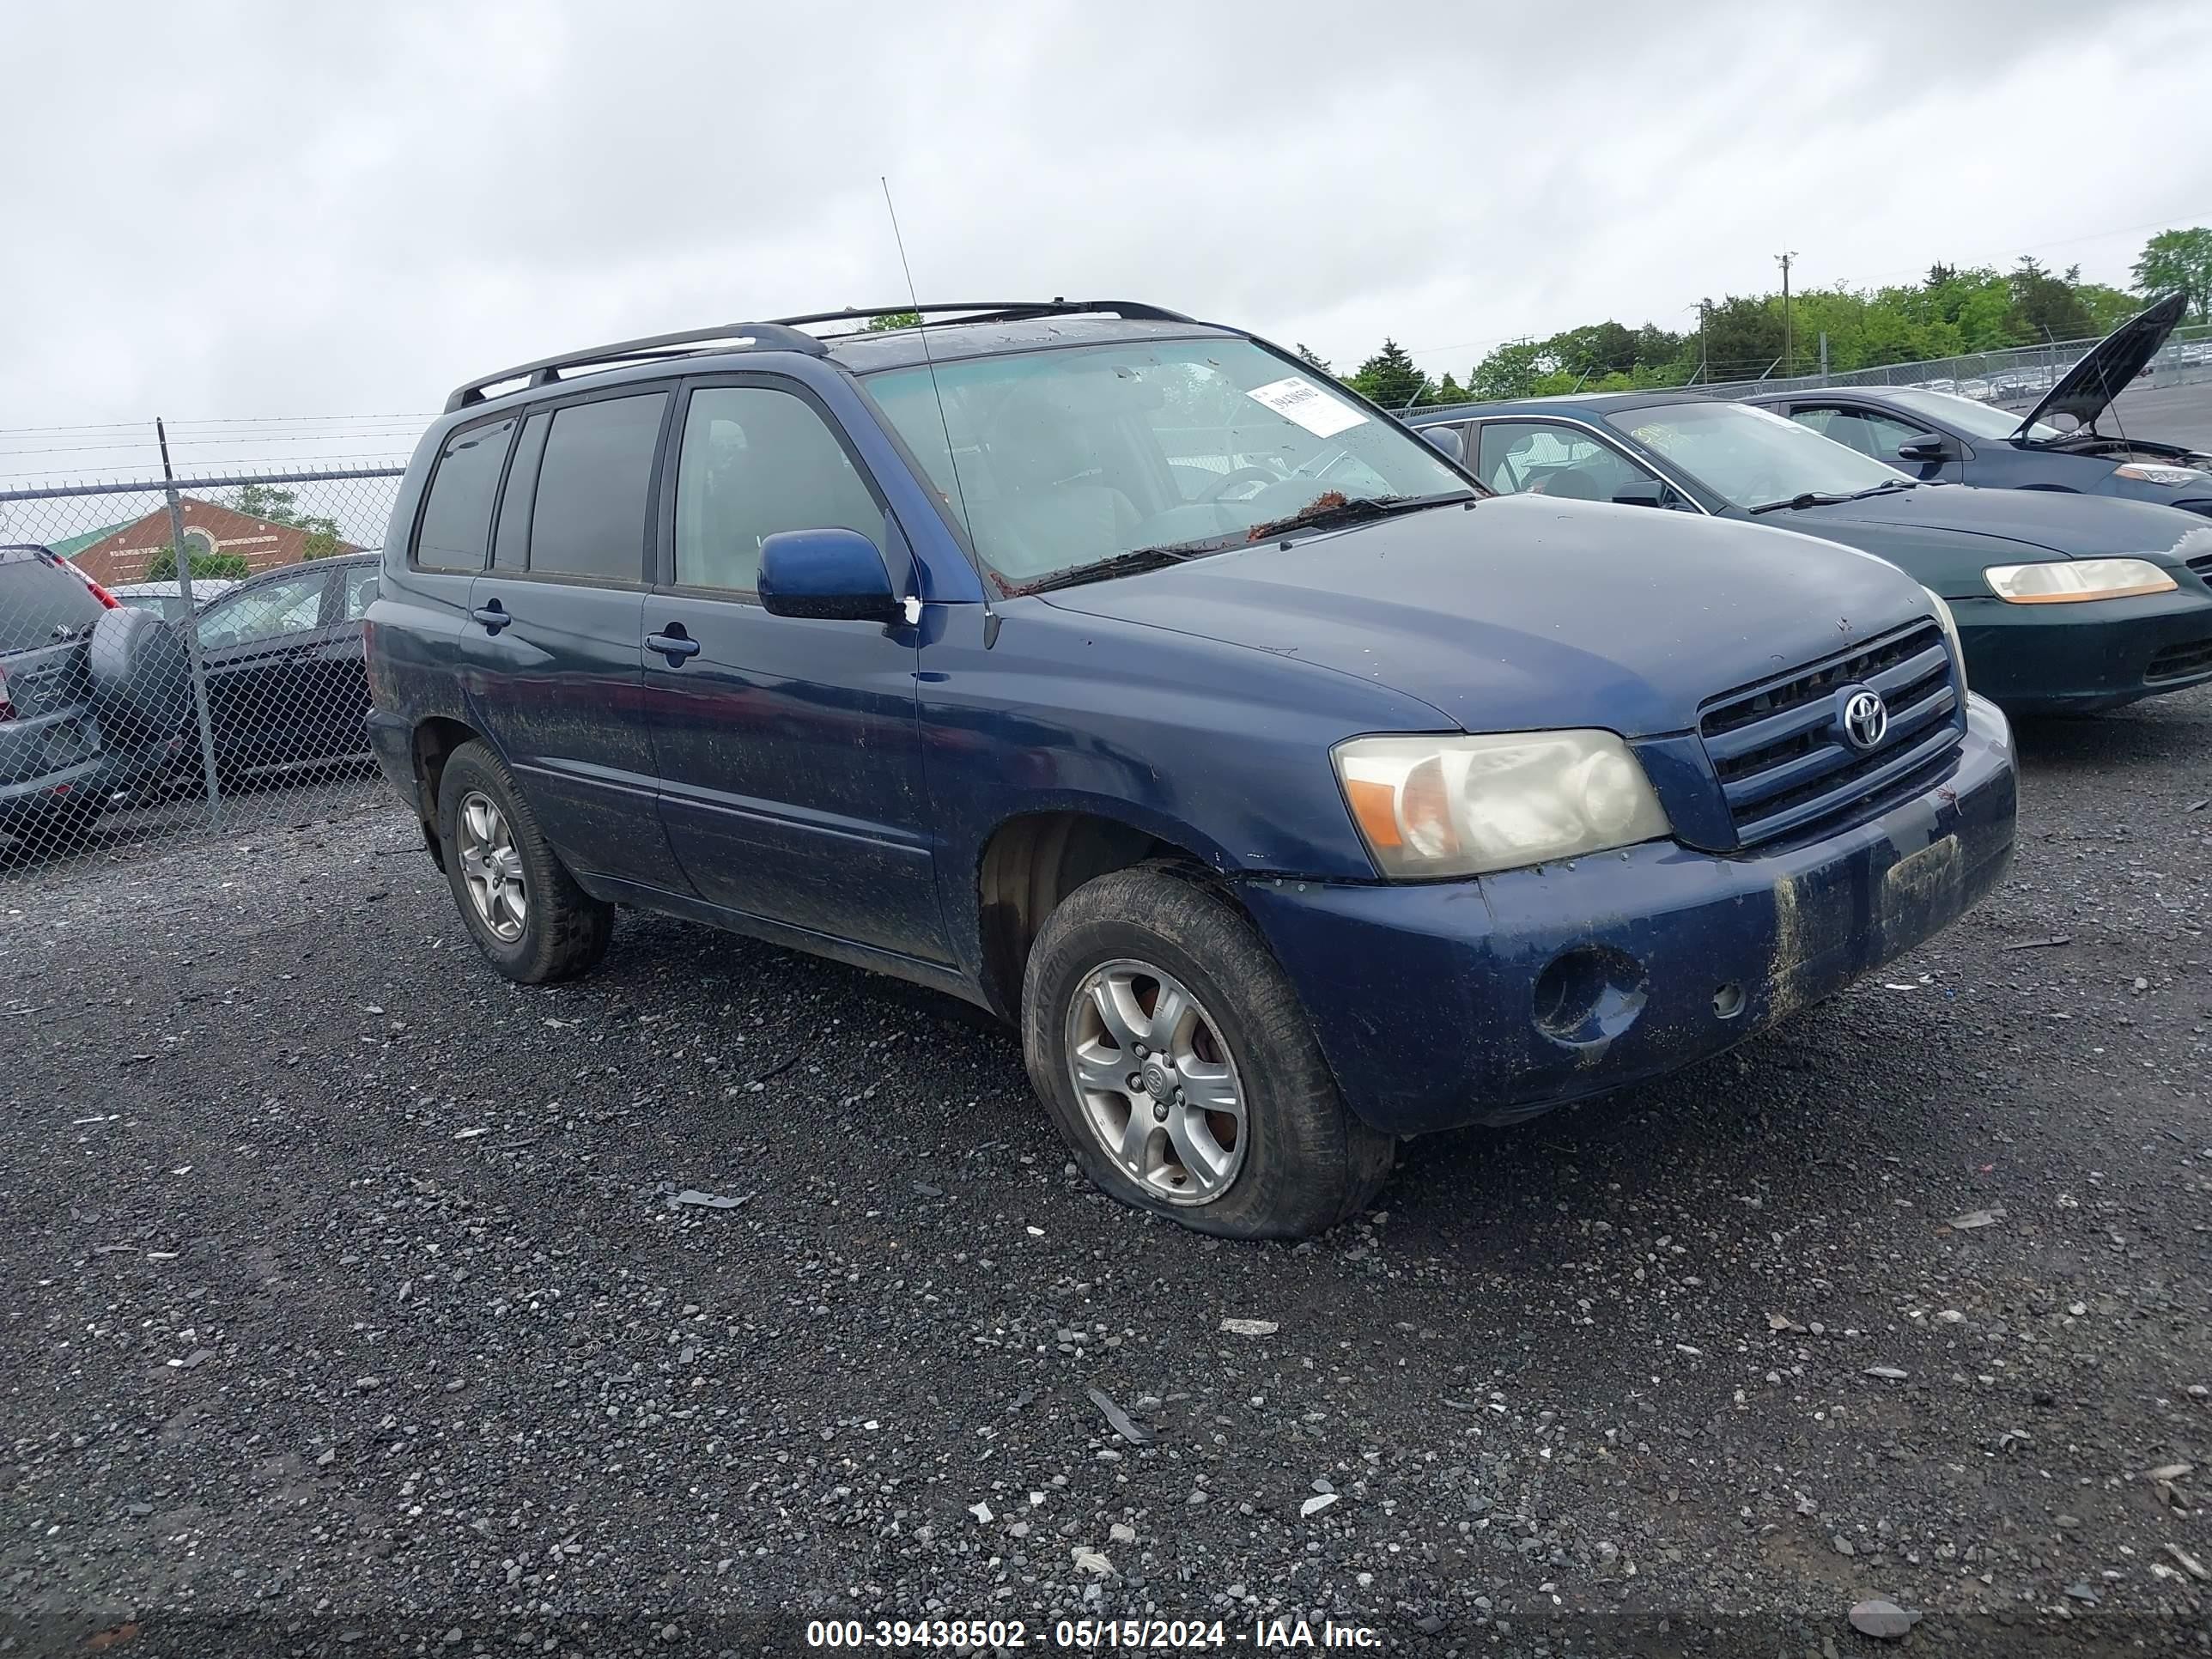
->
[975,811,1222,1019]
[411,717,477,869]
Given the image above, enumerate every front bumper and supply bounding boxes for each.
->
[1241,694,2017,1137]
[1954,584,2212,712]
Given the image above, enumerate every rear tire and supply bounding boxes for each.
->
[1022,863,1392,1239]
[435,739,612,984]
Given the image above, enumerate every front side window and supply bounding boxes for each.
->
[1607,401,1904,511]
[198,571,327,649]
[864,338,1470,588]
[340,563,380,619]
[528,393,667,582]
[673,387,884,593]
[1789,404,1933,461]
[1474,422,1658,501]
[415,416,516,571]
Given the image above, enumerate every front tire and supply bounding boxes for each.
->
[435,740,612,984]
[1022,864,1392,1239]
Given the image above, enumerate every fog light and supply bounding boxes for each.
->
[1532,945,1649,1047]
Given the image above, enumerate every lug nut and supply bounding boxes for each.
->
[1126,1073,1143,1092]
[1132,1044,1148,1060]
[1152,1099,1170,1122]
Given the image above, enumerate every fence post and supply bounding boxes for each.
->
[1818,333,1828,380]
[156,418,224,826]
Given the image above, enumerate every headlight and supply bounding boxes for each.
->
[2115,464,2206,487]
[1982,557,2177,604]
[1922,587,1968,695]
[1334,730,1672,879]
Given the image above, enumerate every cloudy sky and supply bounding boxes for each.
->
[3,0,2208,482]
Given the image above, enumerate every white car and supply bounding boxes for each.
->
[106,579,240,622]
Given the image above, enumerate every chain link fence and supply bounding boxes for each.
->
[1685,321,2212,404]
[0,466,404,878]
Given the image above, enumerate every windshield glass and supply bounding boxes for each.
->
[1606,400,1905,509]
[863,338,1472,588]
[1883,388,2063,443]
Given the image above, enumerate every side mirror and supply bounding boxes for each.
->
[1896,436,1948,463]
[1419,426,1466,465]
[1611,481,1671,508]
[757,528,902,623]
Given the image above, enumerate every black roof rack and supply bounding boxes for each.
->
[767,300,1198,331]
[445,320,831,412]
[444,301,1203,412]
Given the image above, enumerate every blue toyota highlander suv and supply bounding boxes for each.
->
[364,301,2018,1238]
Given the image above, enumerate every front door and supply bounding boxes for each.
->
[641,378,942,963]
[195,564,338,772]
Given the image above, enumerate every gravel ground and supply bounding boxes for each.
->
[4,688,2211,1659]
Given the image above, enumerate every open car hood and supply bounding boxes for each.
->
[2015,291,2186,441]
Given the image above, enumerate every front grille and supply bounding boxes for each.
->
[2185,548,2212,583]
[1698,620,1964,848]
[2147,636,2212,684]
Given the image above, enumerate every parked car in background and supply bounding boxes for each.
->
[107,577,239,621]
[189,553,379,781]
[1,545,191,849]
[1410,393,2212,713]
[367,301,2015,1237]
[1749,295,2211,518]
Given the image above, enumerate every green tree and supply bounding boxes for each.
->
[2132,227,2212,323]
[2008,256,2094,343]
[1343,338,1427,409]
[1294,343,1332,373]
[147,547,251,582]
[228,482,307,524]
[864,311,922,331]
[1430,371,1468,404]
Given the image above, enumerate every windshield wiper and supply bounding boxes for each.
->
[1751,478,1919,514]
[1245,490,1474,543]
[1747,490,1855,514]
[998,545,1198,598]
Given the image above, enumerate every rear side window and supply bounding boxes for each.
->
[416,417,517,571]
[527,393,667,582]
[0,552,104,647]
[493,411,550,571]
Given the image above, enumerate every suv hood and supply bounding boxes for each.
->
[1036,495,1929,738]
[2016,291,2186,440]
[1784,480,2207,561]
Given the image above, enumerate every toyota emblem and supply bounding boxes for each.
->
[1840,688,1889,750]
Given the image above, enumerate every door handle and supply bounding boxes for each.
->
[647,625,701,665]
[471,600,510,635]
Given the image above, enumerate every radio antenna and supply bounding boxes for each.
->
[880,176,994,632]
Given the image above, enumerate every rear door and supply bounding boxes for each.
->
[640,376,942,961]
[460,385,688,891]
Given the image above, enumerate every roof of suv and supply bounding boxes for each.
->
[444,301,1242,413]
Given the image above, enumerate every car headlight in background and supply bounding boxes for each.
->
[1982,557,2176,604]
[1922,586,1968,694]
[1335,730,1672,879]
[2114,464,2206,487]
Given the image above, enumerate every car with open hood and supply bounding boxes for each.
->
[1409,391,2212,714]
[1747,295,2212,516]
[366,301,2014,1238]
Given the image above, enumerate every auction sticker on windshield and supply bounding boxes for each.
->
[1246,375,1368,438]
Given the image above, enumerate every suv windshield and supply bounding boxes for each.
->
[0,548,104,651]
[863,338,1472,589]
[1607,401,1906,511]
[1884,388,2063,443]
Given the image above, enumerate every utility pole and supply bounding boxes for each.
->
[1777,250,1798,378]
[1698,299,1710,386]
